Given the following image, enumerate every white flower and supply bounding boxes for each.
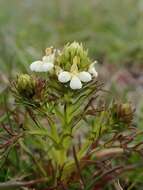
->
[30,49,55,72]
[58,71,71,83]
[70,75,82,90]
[58,62,92,90]
[78,71,92,82]
[88,61,98,77]
[58,58,98,90]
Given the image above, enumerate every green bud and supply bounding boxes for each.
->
[68,42,82,56]
[121,104,133,115]
[57,41,91,71]
[112,103,134,125]
[16,74,36,98]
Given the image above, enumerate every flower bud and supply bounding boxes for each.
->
[16,74,36,98]
[112,103,134,125]
[57,42,91,71]
[121,104,133,115]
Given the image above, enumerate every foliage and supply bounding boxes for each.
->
[0,42,143,190]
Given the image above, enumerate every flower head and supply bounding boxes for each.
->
[58,57,94,90]
[30,47,56,72]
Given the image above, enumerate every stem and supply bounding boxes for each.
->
[89,148,124,160]
[73,146,85,190]
[114,180,123,190]
[64,102,70,128]
[0,178,48,190]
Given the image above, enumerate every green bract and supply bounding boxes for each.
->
[57,42,91,71]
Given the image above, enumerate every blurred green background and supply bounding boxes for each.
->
[0,0,143,114]
[0,1,143,188]
[0,0,143,75]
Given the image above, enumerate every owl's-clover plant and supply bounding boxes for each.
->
[11,42,135,189]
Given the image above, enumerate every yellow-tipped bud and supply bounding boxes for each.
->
[57,41,91,71]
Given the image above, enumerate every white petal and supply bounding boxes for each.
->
[89,67,98,77]
[42,62,54,71]
[78,71,92,82]
[42,54,55,63]
[58,71,71,83]
[30,61,43,72]
[88,62,98,77]
[70,76,82,90]
[30,61,53,72]
[42,56,49,62]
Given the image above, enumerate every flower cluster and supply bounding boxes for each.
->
[30,42,98,90]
